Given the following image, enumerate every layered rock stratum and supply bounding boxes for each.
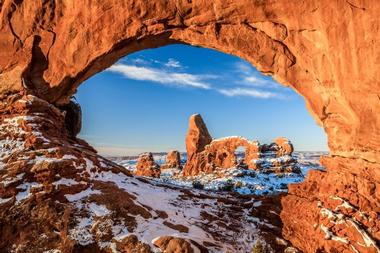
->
[0,1,379,252]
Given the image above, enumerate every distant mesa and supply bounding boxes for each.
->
[134,114,300,177]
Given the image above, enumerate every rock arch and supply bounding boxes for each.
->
[0,1,379,252]
[204,136,260,169]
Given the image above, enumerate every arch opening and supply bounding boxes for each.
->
[235,146,246,167]
[75,44,328,196]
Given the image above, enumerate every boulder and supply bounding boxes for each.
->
[274,137,294,157]
[135,152,160,178]
[153,236,200,253]
[161,150,182,169]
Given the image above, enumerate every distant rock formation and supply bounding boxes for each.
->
[185,114,212,158]
[135,152,160,177]
[161,150,182,170]
[183,115,300,176]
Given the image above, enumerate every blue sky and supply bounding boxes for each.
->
[76,44,327,155]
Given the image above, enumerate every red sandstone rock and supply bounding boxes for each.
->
[184,114,213,176]
[161,150,182,169]
[183,115,299,176]
[135,152,160,178]
[0,1,379,252]
[275,137,294,157]
[115,235,152,253]
[153,236,200,253]
[185,114,212,158]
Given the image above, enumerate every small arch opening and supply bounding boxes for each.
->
[234,146,246,166]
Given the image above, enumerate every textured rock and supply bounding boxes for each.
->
[115,235,152,253]
[205,137,261,170]
[281,156,380,253]
[153,236,200,253]
[250,138,299,174]
[161,150,182,169]
[183,116,299,176]
[184,114,213,176]
[185,114,212,158]
[0,1,379,252]
[274,137,294,157]
[135,152,160,178]
[58,99,82,138]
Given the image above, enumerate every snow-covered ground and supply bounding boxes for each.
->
[109,151,327,195]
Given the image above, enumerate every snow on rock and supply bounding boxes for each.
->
[110,151,325,196]
[15,182,42,204]
[317,199,380,252]
[65,187,102,202]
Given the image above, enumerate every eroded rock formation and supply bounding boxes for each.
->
[185,114,212,158]
[183,115,300,176]
[135,152,161,178]
[0,0,379,252]
[161,150,182,170]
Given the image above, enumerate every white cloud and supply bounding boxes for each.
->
[108,64,211,89]
[217,87,281,99]
[165,58,182,68]
[234,62,282,89]
[107,58,289,100]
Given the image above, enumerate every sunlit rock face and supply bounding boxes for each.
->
[0,1,379,252]
[135,152,161,178]
[161,150,182,170]
[183,115,300,176]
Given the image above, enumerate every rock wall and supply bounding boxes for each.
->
[1,0,379,252]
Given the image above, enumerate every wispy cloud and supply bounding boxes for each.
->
[108,64,211,89]
[108,57,290,99]
[217,88,281,99]
[165,58,182,68]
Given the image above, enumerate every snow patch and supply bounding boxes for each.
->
[65,187,101,202]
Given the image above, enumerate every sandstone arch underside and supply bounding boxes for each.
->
[0,1,379,252]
